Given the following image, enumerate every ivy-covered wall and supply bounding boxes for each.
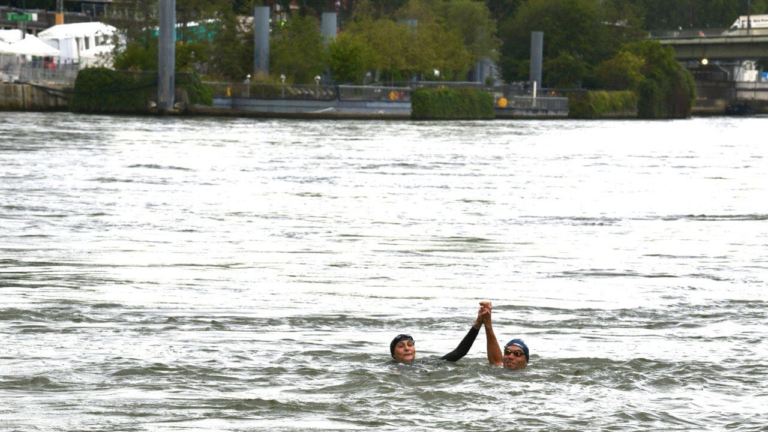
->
[411,88,494,120]
[71,68,212,114]
[568,91,638,119]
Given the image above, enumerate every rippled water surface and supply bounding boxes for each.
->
[1,112,767,431]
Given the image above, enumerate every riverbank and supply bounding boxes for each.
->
[0,83,70,111]
[4,81,763,119]
[0,82,569,119]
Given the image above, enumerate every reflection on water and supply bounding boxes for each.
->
[1,113,767,430]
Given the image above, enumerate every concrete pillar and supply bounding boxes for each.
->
[254,6,270,77]
[321,12,337,44]
[158,0,176,111]
[530,31,543,89]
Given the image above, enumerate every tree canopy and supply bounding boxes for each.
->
[97,0,751,87]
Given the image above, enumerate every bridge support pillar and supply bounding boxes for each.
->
[530,31,543,89]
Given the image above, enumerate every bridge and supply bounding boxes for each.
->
[651,29,768,114]
[652,30,768,61]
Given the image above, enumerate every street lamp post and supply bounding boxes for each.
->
[281,74,286,99]
[315,75,321,99]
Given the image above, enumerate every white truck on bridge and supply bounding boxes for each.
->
[730,15,768,32]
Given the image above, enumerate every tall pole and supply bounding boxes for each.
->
[530,31,543,90]
[158,0,176,111]
[254,6,270,77]
[748,0,752,33]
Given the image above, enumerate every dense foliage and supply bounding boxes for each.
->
[499,0,645,86]
[270,16,326,83]
[72,68,212,113]
[625,41,696,118]
[567,90,638,118]
[411,88,494,120]
[72,68,158,113]
[589,40,695,118]
[106,0,496,84]
[96,0,727,106]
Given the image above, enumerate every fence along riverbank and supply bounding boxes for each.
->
[0,70,570,118]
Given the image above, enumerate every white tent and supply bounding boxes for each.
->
[0,40,10,53]
[38,22,116,40]
[0,29,24,44]
[38,22,116,63]
[4,35,60,57]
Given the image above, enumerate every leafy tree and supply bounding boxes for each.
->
[544,52,589,88]
[270,15,326,83]
[407,20,472,80]
[346,17,408,82]
[622,40,695,118]
[483,0,526,21]
[326,32,371,83]
[632,0,768,30]
[593,50,645,90]
[438,0,500,64]
[499,0,611,84]
[175,41,211,73]
[208,6,253,81]
[114,40,158,71]
[103,0,158,49]
[176,0,223,43]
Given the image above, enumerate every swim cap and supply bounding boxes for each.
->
[505,339,529,363]
[390,334,414,358]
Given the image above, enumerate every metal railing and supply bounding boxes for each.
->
[501,96,569,111]
[205,82,338,101]
[203,80,569,110]
[19,62,80,85]
[649,27,768,39]
[338,85,411,102]
[1,54,81,85]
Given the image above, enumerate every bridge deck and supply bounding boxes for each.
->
[654,33,768,60]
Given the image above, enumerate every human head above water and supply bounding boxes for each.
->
[390,334,415,362]
[503,339,529,370]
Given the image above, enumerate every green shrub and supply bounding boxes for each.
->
[412,87,494,120]
[176,73,214,106]
[568,90,637,119]
[72,67,157,113]
[72,68,212,113]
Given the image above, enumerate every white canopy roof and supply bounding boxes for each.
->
[79,45,112,59]
[0,40,10,53]
[3,35,61,57]
[38,22,117,40]
[0,29,24,43]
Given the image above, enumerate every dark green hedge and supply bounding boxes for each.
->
[71,68,156,113]
[71,67,212,113]
[411,88,494,120]
[568,90,638,119]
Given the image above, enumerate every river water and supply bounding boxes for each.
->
[1,112,766,431]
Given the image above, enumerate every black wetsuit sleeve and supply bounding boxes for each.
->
[440,325,480,362]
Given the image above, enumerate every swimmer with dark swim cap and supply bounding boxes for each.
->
[390,306,488,363]
[479,301,529,370]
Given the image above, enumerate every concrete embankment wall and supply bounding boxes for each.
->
[692,80,768,115]
[191,97,412,119]
[0,83,71,111]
